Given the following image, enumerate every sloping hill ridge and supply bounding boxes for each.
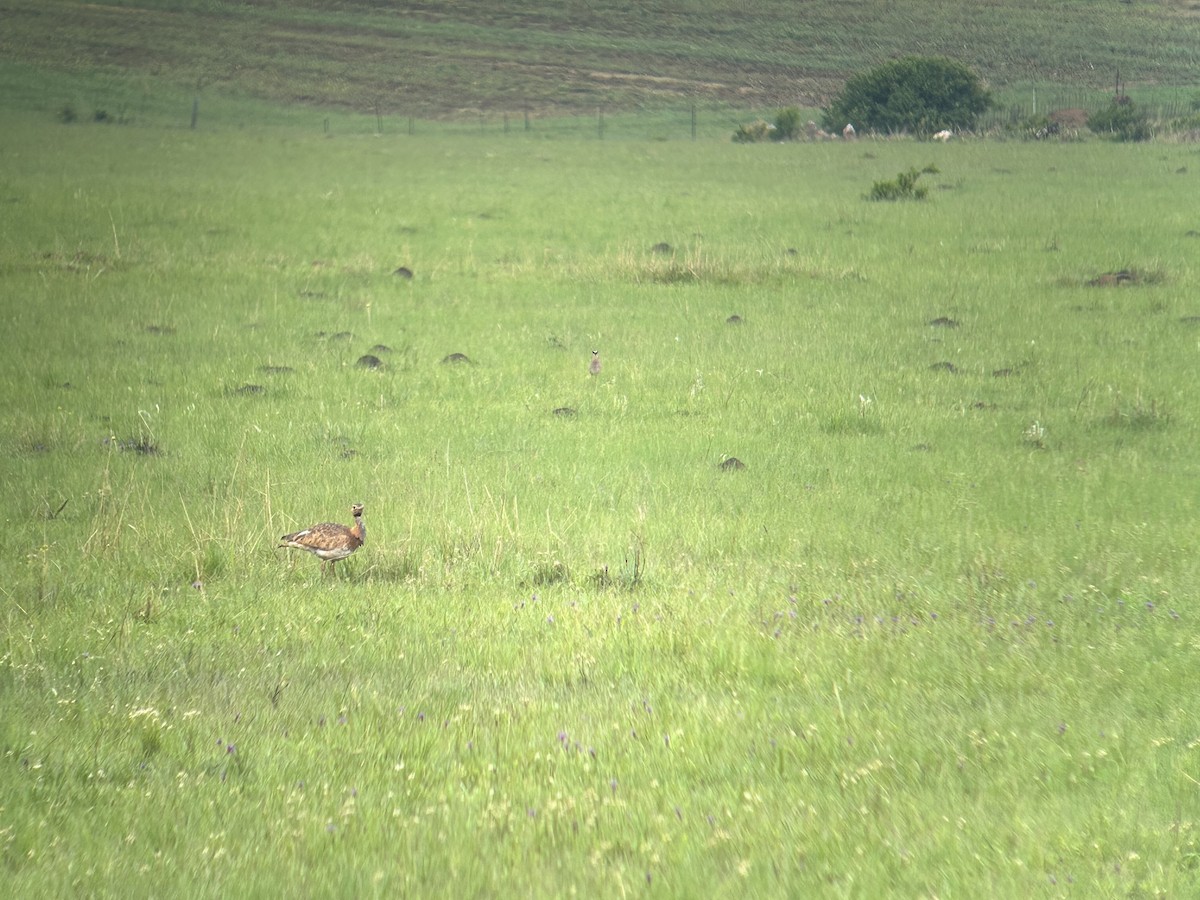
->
[2,0,1198,116]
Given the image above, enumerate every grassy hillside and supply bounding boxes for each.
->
[2,0,1199,117]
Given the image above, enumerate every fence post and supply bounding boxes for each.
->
[597,107,604,139]
[691,103,697,140]
[190,96,199,129]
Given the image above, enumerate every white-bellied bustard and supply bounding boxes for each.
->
[278,503,366,574]
[589,349,601,376]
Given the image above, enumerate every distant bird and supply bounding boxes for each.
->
[589,349,601,376]
[279,503,366,574]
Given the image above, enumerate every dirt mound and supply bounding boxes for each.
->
[1088,270,1137,287]
[1049,108,1089,128]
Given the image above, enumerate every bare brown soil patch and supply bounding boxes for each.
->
[1048,108,1089,128]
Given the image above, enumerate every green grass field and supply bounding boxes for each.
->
[3,101,1200,896]
[4,2,1200,890]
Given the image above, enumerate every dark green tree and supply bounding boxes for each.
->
[823,56,991,136]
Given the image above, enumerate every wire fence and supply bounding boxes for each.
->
[333,91,1200,141]
[979,86,1199,131]
[309,104,771,142]
[46,79,1200,140]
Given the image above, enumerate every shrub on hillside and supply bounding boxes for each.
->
[1087,98,1151,142]
[823,56,991,136]
[731,119,775,143]
[774,107,804,141]
[731,107,805,143]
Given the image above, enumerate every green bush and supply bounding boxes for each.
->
[731,108,804,143]
[731,118,775,143]
[823,56,991,136]
[867,165,939,201]
[773,107,804,141]
[1087,98,1152,142]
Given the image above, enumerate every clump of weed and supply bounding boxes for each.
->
[616,247,765,286]
[821,395,883,436]
[1105,390,1169,431]
[592,538,645,591]
[58,103,128,125]
[183,541,228,585]
[1026,116,1060,140]
[1010,113,1084,142]
[104,434,160,455]
[731,107,817,142]
[731,119,776,143]
[867,165,939,201]
[129,707,167,758]
[1085,267,1165,287]
[527,559,570,587]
